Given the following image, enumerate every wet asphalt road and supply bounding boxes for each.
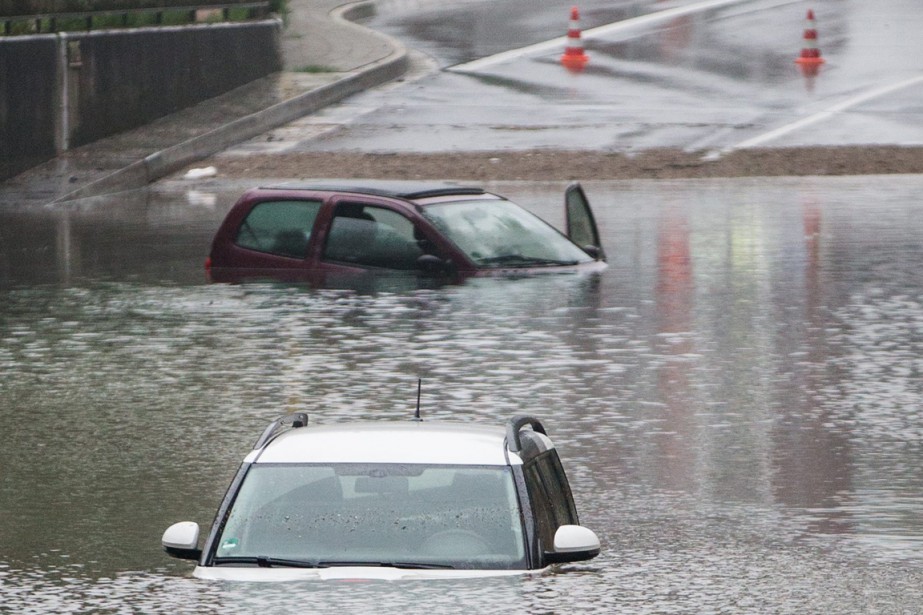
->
[225,0,923,156]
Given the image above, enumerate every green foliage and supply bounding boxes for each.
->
[51,16,88,29]
[0,0,285,34]
[1,2,275,17]
[6,20,35,34]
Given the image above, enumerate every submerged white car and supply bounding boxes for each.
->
[162,414,600,580]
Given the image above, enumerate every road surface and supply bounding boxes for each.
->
[220,0,923,158]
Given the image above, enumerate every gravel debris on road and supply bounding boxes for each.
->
[204,146,923,181]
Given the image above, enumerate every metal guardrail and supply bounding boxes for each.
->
[2,2,271,35]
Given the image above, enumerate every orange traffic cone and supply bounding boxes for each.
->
[795,9,825,65]
[560,6,589,72]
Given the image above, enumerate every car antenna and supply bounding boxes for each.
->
[414,378,423,421]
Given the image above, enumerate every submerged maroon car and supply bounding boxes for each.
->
[206,181,606,284]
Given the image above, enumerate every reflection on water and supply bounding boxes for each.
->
[2,176,923,612]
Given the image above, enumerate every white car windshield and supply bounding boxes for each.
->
[213,464,527,570]
[422,199,593,267]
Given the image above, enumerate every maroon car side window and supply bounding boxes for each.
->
[322,203,425,270]
[235,200,322,259]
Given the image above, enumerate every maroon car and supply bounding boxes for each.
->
[206,181,606,284]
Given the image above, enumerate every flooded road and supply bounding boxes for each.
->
[2,176,923,612]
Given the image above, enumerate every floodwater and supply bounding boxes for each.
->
[2,175,923,613]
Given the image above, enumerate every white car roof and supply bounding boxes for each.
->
[244,421,551,466]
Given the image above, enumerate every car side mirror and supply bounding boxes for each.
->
[544,524,601,564]
[162,521,202,561]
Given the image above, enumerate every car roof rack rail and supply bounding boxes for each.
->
[257,182,486,201]
[401,187,485,200]
[506,415,547,453]
[252,412,309,450]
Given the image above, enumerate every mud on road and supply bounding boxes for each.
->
[206,146,923,181]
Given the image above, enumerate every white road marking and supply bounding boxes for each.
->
[731,75,923,149]
[448,0,760,73]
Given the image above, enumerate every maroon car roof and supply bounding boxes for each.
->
[257,181,486,201]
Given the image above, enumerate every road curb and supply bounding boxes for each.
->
[53,1,408,203]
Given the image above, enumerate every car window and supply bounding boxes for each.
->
[565,182,602,255]
[235,199,322,258]
[214,463,526,570]
[322,203,424,270]
[523,463,557,550]
[523,451,579,550]
[537,452,579,526]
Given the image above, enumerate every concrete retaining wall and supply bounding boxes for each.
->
[68,22,281,147]
[0,19,281,181]
[0,37,58,180]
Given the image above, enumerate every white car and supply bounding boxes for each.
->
[162,414,600,580]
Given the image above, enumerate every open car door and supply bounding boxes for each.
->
[565,182,606,261]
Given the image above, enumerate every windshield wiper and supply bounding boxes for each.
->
[317,560,455,570]
[478,254,578,267]
[213,556,454,570]
[213,556,326,568]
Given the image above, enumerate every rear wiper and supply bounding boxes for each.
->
[318,561,455,570]
[213,556,326,568]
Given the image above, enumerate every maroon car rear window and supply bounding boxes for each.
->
[235,200,322,259]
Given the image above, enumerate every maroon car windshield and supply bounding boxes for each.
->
[421,199,593,268]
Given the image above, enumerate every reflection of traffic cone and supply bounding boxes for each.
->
[560,6,589,72]
[795,9,825,65]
